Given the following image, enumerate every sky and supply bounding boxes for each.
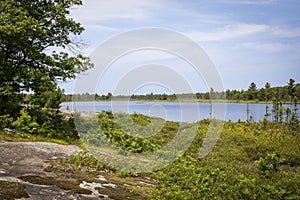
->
[61,0,300,94]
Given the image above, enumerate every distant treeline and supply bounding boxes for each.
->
[63,79,300,103]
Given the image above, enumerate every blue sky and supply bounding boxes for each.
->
[61,0,300,94]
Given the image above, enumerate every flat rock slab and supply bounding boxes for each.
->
[0,140,81,176]
[0,140,108,199]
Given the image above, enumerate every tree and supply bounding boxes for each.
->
[0,0,93,140]
[107,92,112,100]
[247,82,257,100]
[264,82,271,120]
[264,82,271,102]
[0,0,93,118]
[296,84,300,99]
[225,89,232,100]
[287,79,296,101]
[209,88,215,100]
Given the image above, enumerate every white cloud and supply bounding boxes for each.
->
[211,0,276,5]
[84,24,118,32]
[70,0,162,22]
[237,42,290,53]
[186,23,269,42]
[271,27,300,37]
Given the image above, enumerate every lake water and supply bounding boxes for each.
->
[61,101,298,123]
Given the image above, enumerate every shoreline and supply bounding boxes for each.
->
[62,99,299,105]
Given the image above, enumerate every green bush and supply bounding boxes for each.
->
[68,150,104,170]
[96,111,161,153]
[255,153,285,175]
[0,107,79,143]
[0,114,13,130]
[12,109,39,134]
[150,120,300,199]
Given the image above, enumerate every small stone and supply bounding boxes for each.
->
[3,128,16,135]
[102,183,117,188]
[96,175,106,181]
[137,181,154,187]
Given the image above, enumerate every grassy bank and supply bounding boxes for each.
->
[0,131,71,145]
[1,111,299,199]
[150,120,300,199]
[71,111,300,199]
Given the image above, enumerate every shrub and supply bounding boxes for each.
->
[12,109,39,134]
[0,114,13,130]
[255,153,285,175]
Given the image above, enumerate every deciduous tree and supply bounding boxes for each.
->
[0,0,93,118]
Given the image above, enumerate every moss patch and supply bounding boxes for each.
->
[44,158,155,199]
[96,185,143,200]
[0,181,29,200]
[18,175,91,195]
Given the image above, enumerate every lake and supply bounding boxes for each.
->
[61,101,298,123]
